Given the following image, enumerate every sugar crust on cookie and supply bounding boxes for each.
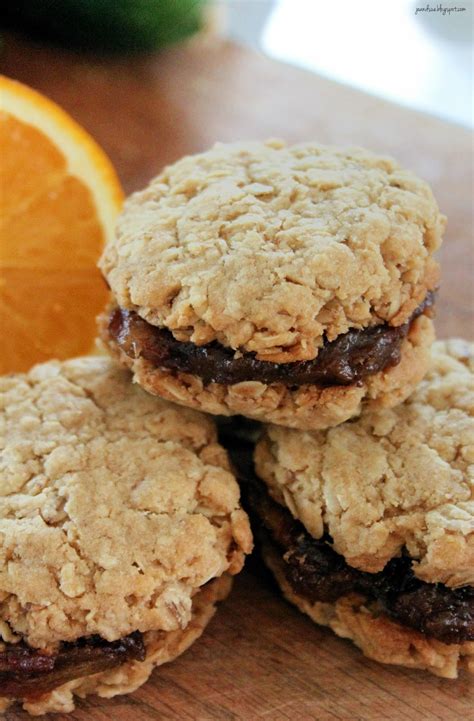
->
[255,340,474,584]
[99,140,444,362]
[0,357,252,650]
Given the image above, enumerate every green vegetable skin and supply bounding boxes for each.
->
[2,0,207,53]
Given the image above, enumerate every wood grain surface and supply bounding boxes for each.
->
[1,34,473,721]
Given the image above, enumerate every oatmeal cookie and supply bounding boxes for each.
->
[0,357,252,714]
[99,139,442,429]
[244,340,473,675]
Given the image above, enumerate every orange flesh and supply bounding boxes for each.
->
[0,113,110,373]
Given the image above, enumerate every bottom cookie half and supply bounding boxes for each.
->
[0,575,232,716]
[263,543,474,678]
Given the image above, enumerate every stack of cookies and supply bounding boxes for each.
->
[1,140,472,714]
[98,140,472,677]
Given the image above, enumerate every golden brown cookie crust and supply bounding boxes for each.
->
[100,313,434,431]
[0,357,252,651]
[263,542,474,679]
[255,339,474,585]
[0,575,231,716]
[99,140,443,362]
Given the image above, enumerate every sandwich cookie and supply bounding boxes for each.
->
[99,140,442,430]
[248,340,473,677]
[0,357,252,714]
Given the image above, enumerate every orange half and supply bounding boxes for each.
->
[0,75,123,374]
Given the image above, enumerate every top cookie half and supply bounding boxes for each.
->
[99,140,443,429]
[100,140,443,360]
[0,357,252,652]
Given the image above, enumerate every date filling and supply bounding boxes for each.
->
[108,292,434,388]
[242,461,473,645]
[0,632,145,700]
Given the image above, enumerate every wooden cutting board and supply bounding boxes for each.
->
[2,35,473,721]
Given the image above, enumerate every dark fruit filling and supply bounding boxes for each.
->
[108,292,434,387]
[0,632,145,699]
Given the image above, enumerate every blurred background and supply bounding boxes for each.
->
[227,0,473,128]
[2,0,472,127]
